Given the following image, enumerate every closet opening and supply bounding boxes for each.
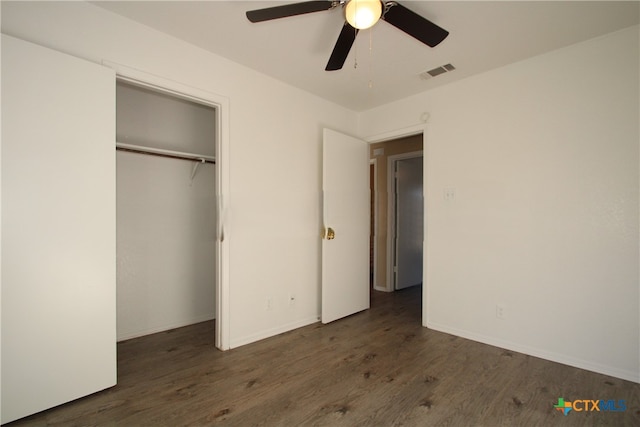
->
[115,80,218,344]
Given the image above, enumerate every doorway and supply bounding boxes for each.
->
[108,62,230,350]
[115,80,217,342]
[369,134,424,292]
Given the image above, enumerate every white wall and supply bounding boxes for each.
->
[117,82,216,156]
[361,26,640,382]
[116,152,216,340]
[1,1,358,349]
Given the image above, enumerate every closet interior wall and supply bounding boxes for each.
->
[116,81,217,341]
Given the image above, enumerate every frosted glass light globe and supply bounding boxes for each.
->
[345,0,382,30]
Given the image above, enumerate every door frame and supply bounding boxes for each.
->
[387,151,424,291]
[103,61,231,350]
[365,124,427,325]
[369,158,381,291]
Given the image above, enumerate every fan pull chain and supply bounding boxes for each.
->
[353,26,359,69]
[368,28,374,88]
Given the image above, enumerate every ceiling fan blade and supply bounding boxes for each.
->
[246,1,334,23]
[382,2,449,47]
[326,22,359,71]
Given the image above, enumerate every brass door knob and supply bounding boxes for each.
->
[326,227,335,240]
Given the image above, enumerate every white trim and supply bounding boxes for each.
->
[387,151,423,293]
[230,316,319,349]
[369,158,382,291]
[117,314,216,342]
[364,123,426,144]
[102,60,231,351]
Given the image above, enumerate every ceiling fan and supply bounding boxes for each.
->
[246,0,449,71]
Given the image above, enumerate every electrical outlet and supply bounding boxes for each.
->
[496,305,505,320]
[266,297,273,311]
[288,293,296,307]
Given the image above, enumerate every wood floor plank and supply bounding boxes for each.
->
[5,286,639,426]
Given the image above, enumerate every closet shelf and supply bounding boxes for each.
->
[115,142,215,164]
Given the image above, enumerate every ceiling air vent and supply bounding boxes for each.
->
[420,63,456,80]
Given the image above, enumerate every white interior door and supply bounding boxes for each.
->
[1,35,116,423]
[394,156,424,289]
[322,129,370,323]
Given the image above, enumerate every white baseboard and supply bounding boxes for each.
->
[426,321,640,384]
[117,314,216,342]
[230,316,319,349]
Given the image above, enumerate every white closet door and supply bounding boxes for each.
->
[1,35,116,424]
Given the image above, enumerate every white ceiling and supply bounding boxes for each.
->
[93,1,639,111]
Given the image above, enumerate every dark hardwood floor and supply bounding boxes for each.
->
[6,286,639,426]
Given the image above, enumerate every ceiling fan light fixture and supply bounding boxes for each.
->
[246,1,449,71]
[345,0,382,30]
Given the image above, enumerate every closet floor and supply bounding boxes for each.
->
[7,286,640,426]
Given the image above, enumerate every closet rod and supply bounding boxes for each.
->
[116,142,215,164]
